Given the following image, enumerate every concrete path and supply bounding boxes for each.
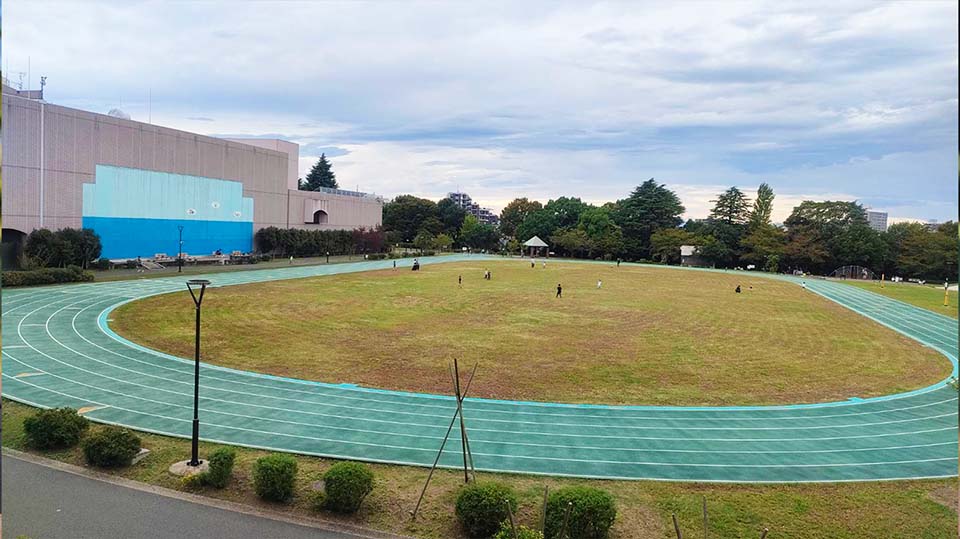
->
[1,451,400,539]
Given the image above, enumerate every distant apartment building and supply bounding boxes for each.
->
[447,192,499,226]
[866,210,888,232]
[922,219,940,231]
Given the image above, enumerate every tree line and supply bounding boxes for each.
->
[381,181,957,281]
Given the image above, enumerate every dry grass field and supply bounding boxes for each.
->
[112,260,949,406]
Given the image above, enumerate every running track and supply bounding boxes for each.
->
[2,255,957,482]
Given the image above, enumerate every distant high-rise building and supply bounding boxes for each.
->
[866,211,888,232]
[447,192,499,226]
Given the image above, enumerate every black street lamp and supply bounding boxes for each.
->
[186,279,210,467]
[178,225,184,273]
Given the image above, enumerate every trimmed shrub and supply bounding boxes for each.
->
[544,486,616,539]
[494,521,544,539]
[206,447,237,488]
[456,482,519,538]
[367,253,387,260]
[308,490,327,511]
[82,426,142,468]
[322,462,374,513]
[253,454,298,502]
[181,447,236,489]
[1,266,94,287]
[23,407,89,450]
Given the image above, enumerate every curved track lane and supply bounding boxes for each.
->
[2,256,957,482]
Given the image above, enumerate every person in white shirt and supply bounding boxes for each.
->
[597,279,602,289]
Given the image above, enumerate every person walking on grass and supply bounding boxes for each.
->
[393,260,397,270]
[597,279,602,289]
[542,260,546,269]
[459,275,463,288]
[531,259,536,268]
[556,283,562,298]
[617,258,621,267]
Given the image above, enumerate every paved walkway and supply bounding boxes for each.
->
[1,452,396,539]
[2,255,957,482]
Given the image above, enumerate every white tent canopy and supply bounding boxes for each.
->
[523,236,548,248]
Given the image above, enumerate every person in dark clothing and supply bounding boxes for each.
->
[735,284,741,293]
[459,275,462,288]
[556,283,562,298]
[617,258,621,267]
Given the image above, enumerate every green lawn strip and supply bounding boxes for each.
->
[87,253,453,283]
[839,280,958,319]
[112,261,948,406]
[3,400,955,538]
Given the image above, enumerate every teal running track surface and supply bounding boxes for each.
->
[2,255,957,482]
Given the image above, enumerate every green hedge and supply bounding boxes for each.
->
[456,482,519,538]
[2,266,94,287]
[253,454,298,502]
[322,462,374,513]
[254,226,385,258]
[544,486,617,539]
[82,426,142,468]
[23,407,90,450]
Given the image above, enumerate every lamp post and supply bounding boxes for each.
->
[178,225,184,273]
[326,251,330,264]
[186,279,210,467]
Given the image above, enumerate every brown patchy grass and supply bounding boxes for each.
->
[112,261,949,406]
[3,400,956,539]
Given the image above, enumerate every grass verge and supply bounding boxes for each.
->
[839,280,958,319]
[3,399,956,538]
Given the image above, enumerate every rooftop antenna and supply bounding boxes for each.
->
[40,76,47,99]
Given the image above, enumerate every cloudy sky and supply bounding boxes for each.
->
[5,1,957,222]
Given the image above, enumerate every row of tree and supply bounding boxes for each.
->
[380,180,957,281]
[255,226,385,258]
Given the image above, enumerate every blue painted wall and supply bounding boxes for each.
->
[83,165,254,259]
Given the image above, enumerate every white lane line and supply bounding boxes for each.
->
[5,374,955,471]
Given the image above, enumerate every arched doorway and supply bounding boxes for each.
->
[312,210,329,224]
[1,228,28,270]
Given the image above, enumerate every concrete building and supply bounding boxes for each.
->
[1,84,382,265]
[447,191,499,226]
[866,210,888,232]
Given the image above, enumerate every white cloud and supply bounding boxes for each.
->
[4,1,956,221]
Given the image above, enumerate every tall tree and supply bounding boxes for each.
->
[437,198,468,239]
[709,187,751,225]
[749,183,775,228]
[299,154,339,190]
[782,201,869,274]
[612,179,685,260]
[515,209,558,243]
[499,198,543,237]
[459,214,500,250]
[381,195,441,242]
[649,228,697,264]
[543,197,590,229]
[739,224,786,269]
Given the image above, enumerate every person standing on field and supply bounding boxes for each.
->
[556,283,562,298]
[597,279,602,289]
[459,275,463,288]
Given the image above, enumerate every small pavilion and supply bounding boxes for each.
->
[523,236,549,258]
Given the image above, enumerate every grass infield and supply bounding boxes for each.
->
[113,260,948,406]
